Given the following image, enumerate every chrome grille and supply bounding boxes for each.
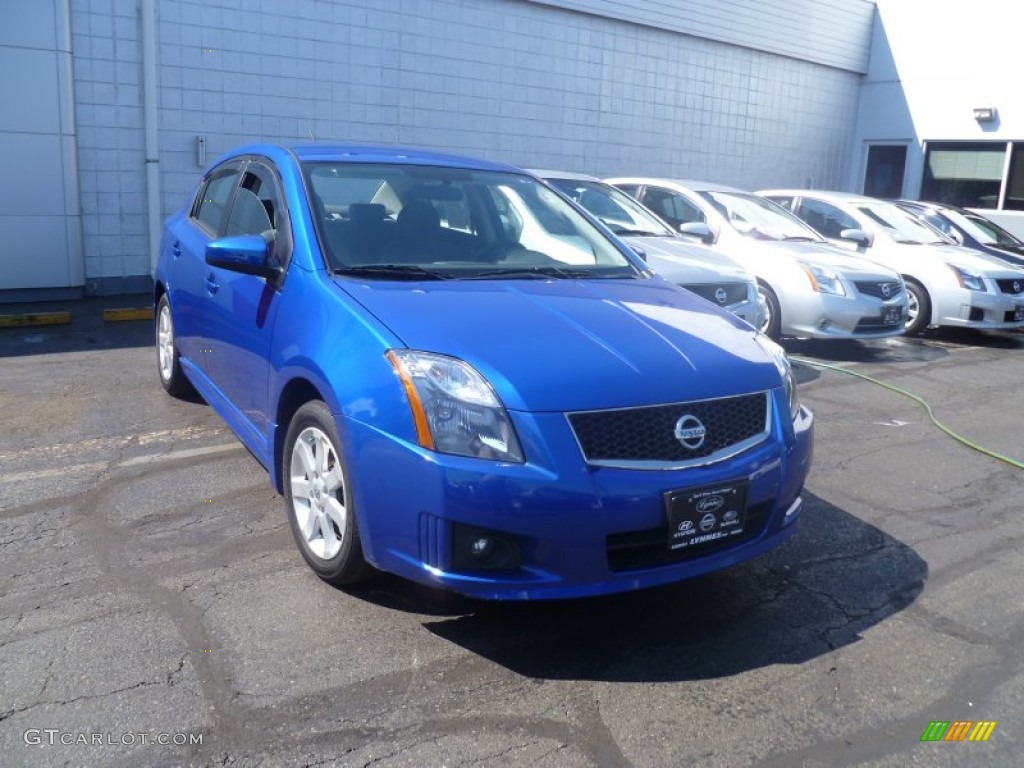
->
[855,280,903,300]
[567,392,770,469]
[684,282,749,306]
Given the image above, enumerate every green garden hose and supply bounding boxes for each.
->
[790,356,1024,470]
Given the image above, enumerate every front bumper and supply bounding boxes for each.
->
[782,289,906,339]
[344,391,814,600]
[934,285,1024,329]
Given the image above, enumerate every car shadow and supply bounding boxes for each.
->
[782,327,1022,366]
[348,491,926,682]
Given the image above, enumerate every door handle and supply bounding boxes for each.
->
[205,274,219,294]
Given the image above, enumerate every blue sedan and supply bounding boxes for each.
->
[154,143,813,600]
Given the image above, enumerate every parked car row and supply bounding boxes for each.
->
[544,172,1024,339]
[153,141,1024,604]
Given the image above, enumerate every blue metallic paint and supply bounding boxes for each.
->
[154,143,813,600]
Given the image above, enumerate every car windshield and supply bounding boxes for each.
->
[303,163,640,280]
[857,202,950,244]
[698,191,823,242]
[545,178,674,237]
[950,210,1024,247]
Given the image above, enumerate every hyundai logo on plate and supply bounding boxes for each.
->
[674,414,706,450]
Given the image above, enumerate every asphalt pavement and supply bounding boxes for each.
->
[1,304,1022,767]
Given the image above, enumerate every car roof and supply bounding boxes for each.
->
[527,168,603,183]
[607,177,748,193]
[217,142,523,173]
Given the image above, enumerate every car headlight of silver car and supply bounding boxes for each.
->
[947,264,987,292]
[799,262,846,296]
[755,333,800,421]
[387,350,525,463]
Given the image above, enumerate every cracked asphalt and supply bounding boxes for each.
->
[1,310,1022,767]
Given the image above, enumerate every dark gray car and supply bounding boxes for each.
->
[896,200,1024,269]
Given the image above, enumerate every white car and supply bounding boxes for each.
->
[532,170,763,328]
[607,177,909,340]
[761,190,1024,335]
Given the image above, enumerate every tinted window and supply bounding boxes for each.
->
[194,170,238,233]
[303,163,637,278]
[639,187,704,228]
[795,199,859,239]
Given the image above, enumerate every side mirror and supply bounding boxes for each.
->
[678,221,715,245]
[839,228,873,248]
[205,235,282,279]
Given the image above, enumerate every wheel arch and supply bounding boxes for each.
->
[272,376,327,494]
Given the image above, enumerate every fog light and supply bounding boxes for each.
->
[968,307,984,322]
[470,536,494,559]
[818,318,831,330]
[453,524,522,572]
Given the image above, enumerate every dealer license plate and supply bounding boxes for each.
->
[882,305,903,325]
[666,481,747,552]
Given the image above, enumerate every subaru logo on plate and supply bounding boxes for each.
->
[674,414,706,450]
[881,282,891,298]
[714,287,728,304]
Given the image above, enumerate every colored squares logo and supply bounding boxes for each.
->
[921,721,997,742]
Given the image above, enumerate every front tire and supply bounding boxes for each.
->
[155,295,194,397]
[758,283,782,340]
[903,279,931,336]
[283,400,374,586]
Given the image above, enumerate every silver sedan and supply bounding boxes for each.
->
[761,189,1024,335]
[532,170,763,328]
[606,177,909,340]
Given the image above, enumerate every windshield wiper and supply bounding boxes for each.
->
[461,265,628,280]
[335,264,450,280]
[782,236,819,242]
[612,227,666,237]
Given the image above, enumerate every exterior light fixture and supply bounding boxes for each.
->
[973,107,996,123]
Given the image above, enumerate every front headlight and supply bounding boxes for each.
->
[387,350,525,463]
[800,262,846,296]
[755,333,800,421]
[947,264,987,291]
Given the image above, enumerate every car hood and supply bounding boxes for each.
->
[748,239,900,279]
[622,236,752,285]
[335,277,781,412]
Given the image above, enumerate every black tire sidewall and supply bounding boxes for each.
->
[282,400,369,584]
[156,295,190,396]
[758,283,782,340]
[904,280,931,335]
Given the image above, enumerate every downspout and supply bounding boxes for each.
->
[141,0,161,275]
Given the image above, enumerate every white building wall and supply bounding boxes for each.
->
[65,0,871,293]
[854,0,1024,234]
[525,0,875,73]
[0,0,83,298]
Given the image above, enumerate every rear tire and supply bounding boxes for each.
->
[283,400,375,586]
[155,295,194,398]
[903,279,931,336]
[758,283,782,340]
